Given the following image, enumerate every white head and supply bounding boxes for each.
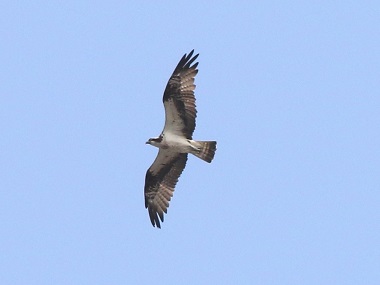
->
[146,136,163,147]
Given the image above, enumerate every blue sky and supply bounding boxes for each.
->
[1,1,380,284]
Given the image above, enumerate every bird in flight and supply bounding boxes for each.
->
[144,50,217,228]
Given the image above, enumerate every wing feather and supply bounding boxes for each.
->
[144,151,188,228]
[162,50,199,138]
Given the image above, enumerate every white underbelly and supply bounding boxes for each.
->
[162,134,194,153]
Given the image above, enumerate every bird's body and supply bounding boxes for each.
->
[149,134,203,153]
[144,50,216,228]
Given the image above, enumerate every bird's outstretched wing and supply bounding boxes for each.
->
[162,50,199,139]
[144,151,188,228]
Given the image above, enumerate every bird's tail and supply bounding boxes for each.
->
[191,141,217,163]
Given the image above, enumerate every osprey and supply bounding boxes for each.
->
[145,50,217,228]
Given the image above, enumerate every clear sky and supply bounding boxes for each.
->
[1,1,379,284]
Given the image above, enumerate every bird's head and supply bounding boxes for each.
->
[146,136,163,147]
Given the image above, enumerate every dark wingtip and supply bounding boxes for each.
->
[173,50,199,74]
[187,49,194,58]
[148,207,163,229]
[151,218,161,229]
[184,49,195,60]
[184,50,199,69]
[153,217,161,229]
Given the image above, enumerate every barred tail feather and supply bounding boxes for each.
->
[192,141,217,163]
